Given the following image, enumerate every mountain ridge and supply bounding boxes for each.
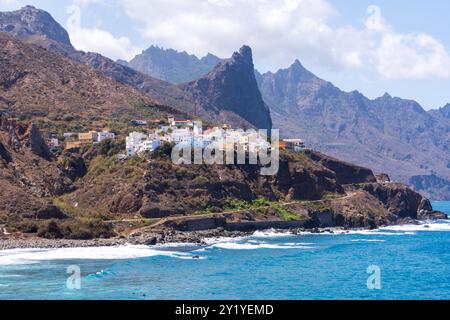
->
[120,45,223,84]
[257,60,450,200]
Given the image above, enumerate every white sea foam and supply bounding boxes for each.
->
[210,241,314,250]
[0,245,194,266]
[350,239,386,243]
[252,229,295,238]
[381,221,450,232]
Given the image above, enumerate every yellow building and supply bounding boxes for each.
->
[78,131,98,143]
[65,141,83,150]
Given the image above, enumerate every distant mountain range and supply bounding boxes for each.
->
[255,61,450,200]
[118,46,222,84]
[1,6,449,199]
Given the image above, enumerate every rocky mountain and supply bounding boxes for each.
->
[0,32,161,122]
[120,46,222,84]
[179,46,272,129]
[0,6,271,130]
[256,60,450,200]
[0,5,71,46]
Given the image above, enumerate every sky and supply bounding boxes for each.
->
[1,0,450,110]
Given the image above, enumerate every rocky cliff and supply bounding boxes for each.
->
[180,46,272,129]
[0,114,71,219]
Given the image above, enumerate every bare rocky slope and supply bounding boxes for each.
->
[0,114,72,219]
[0,32,161,121]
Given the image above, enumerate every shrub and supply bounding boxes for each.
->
[37,220,63,239]
[36,219,115,240]
[276,207,302,221]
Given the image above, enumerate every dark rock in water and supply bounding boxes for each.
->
[418,210,448,220]
[192,255,200,259]
[145,237,157,246]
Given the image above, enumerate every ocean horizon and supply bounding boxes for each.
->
[0,201,449,300]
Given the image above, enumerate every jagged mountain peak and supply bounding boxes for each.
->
[231,45,253,63]
[124,44,222,84]
[439,103,450,118]
[180,45,272,129]
[0,5,72,47]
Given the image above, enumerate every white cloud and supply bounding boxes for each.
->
[0,0,18,9]
[120,0,450,80]
[72,0,103,7]
[66,3,140,61]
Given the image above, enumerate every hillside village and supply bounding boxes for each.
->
[58,116,306,158]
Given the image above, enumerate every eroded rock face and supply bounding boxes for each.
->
[353,183,437,220]
[0,140,11,164]
[24,123,51,160]
[180,46,272,130]
[306,151,377,185]
[0,117,75,218]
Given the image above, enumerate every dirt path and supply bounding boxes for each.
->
[123,192,358,236]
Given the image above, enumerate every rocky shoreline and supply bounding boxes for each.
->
[0,224,399,251]
[1,216,444,251]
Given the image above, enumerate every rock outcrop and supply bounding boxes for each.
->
[180,46,272,130]
[0,5,72,46]
[0,115,74,218]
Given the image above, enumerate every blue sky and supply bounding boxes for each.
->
[1,0,450,110]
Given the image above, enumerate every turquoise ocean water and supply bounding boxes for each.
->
[0,201,449,300]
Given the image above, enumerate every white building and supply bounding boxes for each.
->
[170,128,193,144]
[282,139,305,152]
[126,132,147,156]
[126,132,161,156]
[97,131,115,143]
[138,139,161,154]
